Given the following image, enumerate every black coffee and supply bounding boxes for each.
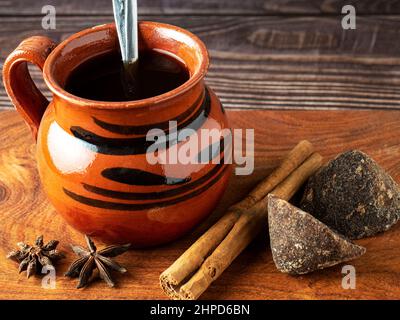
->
[65,50,189,101]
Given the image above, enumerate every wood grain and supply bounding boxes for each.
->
[2,16,400,110]
[1,0,400,15]
[0,109,400,300]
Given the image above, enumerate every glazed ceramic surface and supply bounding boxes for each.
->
[3,22,231,246]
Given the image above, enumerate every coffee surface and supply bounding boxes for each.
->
[65,50,189,101]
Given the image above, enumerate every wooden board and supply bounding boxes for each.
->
[0,109,400,300]
[1,0,400,15]
[2,15,400,110]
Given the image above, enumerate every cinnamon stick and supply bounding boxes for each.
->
[160,140,318,299]
[178,153,323,299]
[234,140,314,210]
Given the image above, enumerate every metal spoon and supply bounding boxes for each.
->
[112,0,139,98]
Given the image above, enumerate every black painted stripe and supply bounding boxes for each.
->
[83,157,226,200]
[63,163,230,211]
[220,101,225,114]
[93,91,205,135]
[196,137,231,164]
[70,88,211,156]
[99,139,229,189]
[101,168,190,186]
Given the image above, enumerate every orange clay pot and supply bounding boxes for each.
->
[3,22,231,247]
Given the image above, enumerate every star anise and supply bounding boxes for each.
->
[65,235,131,288]
[6,235,65,278]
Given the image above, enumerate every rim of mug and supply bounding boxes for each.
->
[43,21,209,109]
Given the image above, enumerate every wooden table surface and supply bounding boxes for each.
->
[1,109,400,300]
[1,1,400,300]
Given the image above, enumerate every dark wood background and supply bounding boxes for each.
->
[2,1,400,110]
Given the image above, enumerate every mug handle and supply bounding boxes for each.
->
[2,36,57,140]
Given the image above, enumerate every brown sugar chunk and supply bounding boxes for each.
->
[268,195,366,275]
[300,150,400,239]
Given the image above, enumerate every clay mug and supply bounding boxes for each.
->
[3,22,231,247]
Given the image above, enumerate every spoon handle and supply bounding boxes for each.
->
[112,0,138,65]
